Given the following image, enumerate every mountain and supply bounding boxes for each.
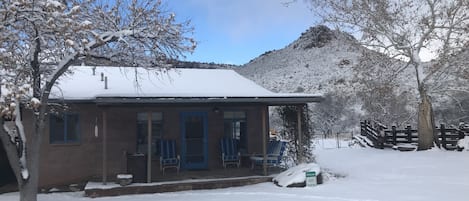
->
[235,25,469,128]
[235,25,422,131]
[236,25,365,95]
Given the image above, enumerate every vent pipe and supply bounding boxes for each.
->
[101,72,104,81]
[104,76,108,89]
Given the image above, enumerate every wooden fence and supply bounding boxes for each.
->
[360,120,469,150]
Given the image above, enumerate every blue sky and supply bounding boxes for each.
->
[166,0,317,65]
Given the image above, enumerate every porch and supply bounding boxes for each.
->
[97,104,304,184]
[85,167,279,198]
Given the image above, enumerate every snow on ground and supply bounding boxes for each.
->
[1,139,469,201]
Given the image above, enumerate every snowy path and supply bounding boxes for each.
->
[1,145,469,201]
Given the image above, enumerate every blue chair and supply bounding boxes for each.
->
[250,140,287,169]
[160,139,180,174]
[220,137,241,168]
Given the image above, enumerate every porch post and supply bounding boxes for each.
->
[297,105,303,163]
[147,112,152,183]
[102,110,107,185]
[262,106,268,176]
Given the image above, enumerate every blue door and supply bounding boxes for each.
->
[181,112,208,169]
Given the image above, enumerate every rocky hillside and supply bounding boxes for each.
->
[235,25,423,130]
[236,25,469,128]
[236,25,366,95]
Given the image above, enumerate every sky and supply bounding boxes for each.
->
[165,0,317,65]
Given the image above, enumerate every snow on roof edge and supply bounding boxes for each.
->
[50,66,322,102]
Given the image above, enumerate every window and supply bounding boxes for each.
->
[50,113,80,144]
[224,111,247,153]
[136,112,163,156]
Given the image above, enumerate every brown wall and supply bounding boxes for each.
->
[29,103,268,187]
[22,104,100,188]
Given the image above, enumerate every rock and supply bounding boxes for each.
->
[272,163,321,187]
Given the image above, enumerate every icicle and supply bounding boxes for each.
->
[94,117,99,138]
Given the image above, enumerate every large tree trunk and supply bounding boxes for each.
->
[19,178,38,201]
[20,130,40,201]
[0,113,43,201]
[417,92,436,150]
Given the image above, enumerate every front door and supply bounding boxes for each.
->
[181,112,208,169]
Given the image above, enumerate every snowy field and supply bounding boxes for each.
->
[1,139,469,201]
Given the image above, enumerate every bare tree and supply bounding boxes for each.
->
[0,0,195,200]
[307,0,469,150]
[355,52,416,127]
[310,93,357,135]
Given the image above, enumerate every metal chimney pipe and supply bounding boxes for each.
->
[104,76,108,89]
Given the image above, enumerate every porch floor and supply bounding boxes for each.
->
[151,166,269,181]
[85,167,282,198]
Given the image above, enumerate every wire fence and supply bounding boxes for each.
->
[315,132,355,149]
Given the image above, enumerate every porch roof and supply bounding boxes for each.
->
[50,66,322,105]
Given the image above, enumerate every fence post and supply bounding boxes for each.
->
[406,126,412,143]
[440,124,446,150]
[392,126,397,145]
[336,132,340,148]
[360,121,365,136]
[377,126,385,148]
[458,122,465,140]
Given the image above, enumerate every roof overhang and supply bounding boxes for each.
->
[49,95,323,106]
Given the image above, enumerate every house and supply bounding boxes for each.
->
[6,66,322,188]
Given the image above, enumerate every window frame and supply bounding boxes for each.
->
[223,111,247,153]
[49,113,81,144]
[136,112,164,157]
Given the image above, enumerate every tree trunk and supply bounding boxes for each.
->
[21,111,45,201]
[0,115,42,201]
[417,92,436,150]
[20,130,40,201]
[19,177,38,201]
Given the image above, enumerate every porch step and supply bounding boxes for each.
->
[85,176,273,198]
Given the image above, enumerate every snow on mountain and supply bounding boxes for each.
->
[236,25,468,126]
[235,25,425,129]
[236,25,363,95]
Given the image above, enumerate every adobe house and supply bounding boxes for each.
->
[5,66,322,188]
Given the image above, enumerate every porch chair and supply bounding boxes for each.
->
[250,140,287,169]
[220,137,241,168]
[160,139,180,174]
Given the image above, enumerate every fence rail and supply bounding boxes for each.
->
[360,121,469,150]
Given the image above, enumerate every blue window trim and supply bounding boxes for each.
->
[49,113,80,144]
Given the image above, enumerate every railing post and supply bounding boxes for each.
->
[406,126,412,143]
[458,122,465,140]
[360,121,365,136]
[440,124,446,150]
[392,126,397,145]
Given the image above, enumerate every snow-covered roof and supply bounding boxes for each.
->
[50,66,322,104]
